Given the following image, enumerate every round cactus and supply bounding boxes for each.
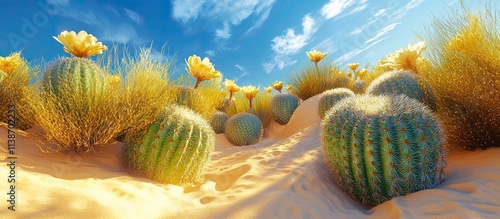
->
[211,110,229,134]
[123,104,215,185]
[42,57,106,98]
[318,88,355,119]
[271,93,301,125]
[225,113,263,146]
[321,94,446,206]
[354,79,367,93]
[366,70,436,110]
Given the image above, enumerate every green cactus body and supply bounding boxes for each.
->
[211,110,229,134]
[123,105,215,185]
[354,79,367,93]
[176,86,194,106]
[42,57,106,98]
[365,70,436,110]
[271,93,301,125]
[225,113,263,146]
[318,88,355,118]
[321,94,446,206]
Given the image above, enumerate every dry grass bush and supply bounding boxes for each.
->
[0,52,37,130]
[421,2,500,150]
[224,90,273,129]
[286,62,360,100]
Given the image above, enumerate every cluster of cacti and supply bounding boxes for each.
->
[321,94,446,206]
[271,93,301,125]
[42,57,106,98]
[366,70,436,110]
[225,113,263,146]
[210,110,229,134]
[123,104,215,185]
[317,88,355,118]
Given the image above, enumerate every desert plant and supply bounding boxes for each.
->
[211,110,229,134]
[321,94,447,207]
[271,93,300,125]
[421,4,500,150]
[317,88,355,118]
[374,41,430,75]
[224,91,273,129]
[366,70,436,110]
[123,104,215,185]
[225,113,263,146]
[185,55,221,89]
[0,52,37,130]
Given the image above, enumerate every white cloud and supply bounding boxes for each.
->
[350,8,387,35]
[262,56,297,74]
[374,8,387,17]
[392,0,425,19]
[124,8,142,24]
[171,0,276,40]
[334,37,386,64]
[101,24,138,44]
[205,50,215,56]
[234,64,250,82]
[321,0,356,19]
[271,15,316,56]
[365,22,400,44]
[215,22,231,40]
[312,38,337,54]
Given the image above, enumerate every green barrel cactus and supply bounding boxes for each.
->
[318,88,355,119]
[271,93,301,125]
[42,57,106,97]
[365,70,436,110]
[211,110,229,134]
[225,113,263,146]
[321,94,446,206]
[123,104,215,185]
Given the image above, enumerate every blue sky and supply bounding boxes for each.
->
[1,0,461,87]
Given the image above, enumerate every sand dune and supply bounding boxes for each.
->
[1,97,499,218]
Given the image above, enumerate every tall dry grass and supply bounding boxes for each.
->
[421,2,500,150]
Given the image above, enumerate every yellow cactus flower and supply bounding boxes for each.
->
[0,52,28,75]
[272,81,284,93]
[306,49,328,63]
[224,79,240,99]
[265,86,273,93]
[240,85,259,110]
[347,63,359,72]
[286,84,293,92]
[186,55,222,89]
[357,68,368,79]
[375,41,427,74]
[53,30,108,58]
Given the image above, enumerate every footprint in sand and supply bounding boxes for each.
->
[199,196,216,204]
[206,164,251,191]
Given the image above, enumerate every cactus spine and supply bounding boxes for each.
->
[321,94,446,206]
[271,93,300,125]
[225,113,263,146]
[123,105,215,185]
[211,110,229,134]
[318,88,355,118]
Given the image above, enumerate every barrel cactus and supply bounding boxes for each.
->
[271,93,301,125]
[321,94,446,206]
[123,104,215,185]
[365,70,436,110]
[211,110,229,134]
[318,88,355,118]
[225,113,263,146]
[42,57,106,97]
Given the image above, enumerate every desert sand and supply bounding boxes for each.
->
[1,95,499,219]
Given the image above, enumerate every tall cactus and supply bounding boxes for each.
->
[225,113,263,146]
[365,70,436,110]
[123,104,215,185]
[318,88,355,118]
[271,93,301,125]
[211,110,229,134]
[321,94,446,206]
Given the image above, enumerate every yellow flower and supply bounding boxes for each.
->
[375,41,427,74]
[53,30,108,58]
[347,63,359,72]
[357,68,368,79]
[0,52,28,75]
[240,85,259,101]
[271,81,284,93]
[265,86,273,93]
[306,49,328,63]
[185,55,222,88]
[224,79,240,93]
[286,84,293,92]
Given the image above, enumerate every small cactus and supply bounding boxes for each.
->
[321,94,446,206]
[123,105,215,185]
[271,93,301,125]
[225,113,263,146]
[318,88,355,118]
[211,110,229,134]
[366,70,436,110]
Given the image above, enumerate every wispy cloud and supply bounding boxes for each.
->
[392,0,425,19]
[312,38,337,54]
[124,8,142,24]
[234,64,250,82]
[263,14,316,73]
[365,22,400,44]
[205,50,215,56]
[171,0,276,40]
[334,37,386,64]
[350,8,387,35]
[321,0,356,19]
